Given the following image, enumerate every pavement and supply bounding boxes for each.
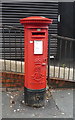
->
[2,88,74,119]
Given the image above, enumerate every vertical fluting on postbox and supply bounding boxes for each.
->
[20,16,53,107]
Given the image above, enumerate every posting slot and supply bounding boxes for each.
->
[32,32,45,36]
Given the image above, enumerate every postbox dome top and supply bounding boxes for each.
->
[20,16,53,24]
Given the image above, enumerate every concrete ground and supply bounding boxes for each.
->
[2,88,74,119]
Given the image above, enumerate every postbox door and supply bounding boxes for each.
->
[25,28,48,90]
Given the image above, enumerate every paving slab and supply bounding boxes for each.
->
[2,89,74,119]
[51,89,73,118]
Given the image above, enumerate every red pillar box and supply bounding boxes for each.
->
[20,16,53,107]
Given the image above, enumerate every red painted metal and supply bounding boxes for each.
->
[20,16,53,90]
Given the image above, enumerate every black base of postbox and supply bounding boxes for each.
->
[24,87,46,107]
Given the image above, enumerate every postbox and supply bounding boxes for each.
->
[20,16,53,107]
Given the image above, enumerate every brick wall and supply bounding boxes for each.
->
[1,72,74,91]
[1,72,24,88]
